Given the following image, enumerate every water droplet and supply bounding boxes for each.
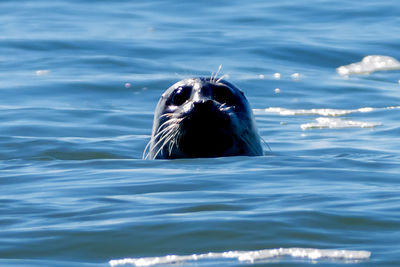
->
[35,70,50,76]
[273,73,281,79]
[291,73,300,80]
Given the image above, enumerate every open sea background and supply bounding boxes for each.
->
[1,0,400,266]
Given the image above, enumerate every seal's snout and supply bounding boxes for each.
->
[179,97,233,158]
[193,99,214,110]
[191,99,216,116]
[186,98,229,128]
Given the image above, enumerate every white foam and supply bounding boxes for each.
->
[301,117,381,130]
[254,106,400,130]
[109,248,371,266]
[337,55,400,76]
[35,69,50,76]
[256,106,400,117]
[291,72,300,80]
[256,107,374,116]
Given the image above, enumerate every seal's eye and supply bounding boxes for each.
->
[212,86,234,105]
[170,86,191,106]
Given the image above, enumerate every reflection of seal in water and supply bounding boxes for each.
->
[143,77,263,159]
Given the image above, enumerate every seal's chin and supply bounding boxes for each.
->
[178,101,234,158]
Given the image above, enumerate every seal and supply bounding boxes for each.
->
[143,77,263,159]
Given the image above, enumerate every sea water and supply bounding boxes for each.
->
[1,0,400,266]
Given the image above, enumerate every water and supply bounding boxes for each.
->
[1,0,400,266]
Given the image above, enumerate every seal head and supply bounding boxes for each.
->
[144,77,263,159]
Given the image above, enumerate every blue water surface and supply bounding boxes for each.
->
[1,0,400,266]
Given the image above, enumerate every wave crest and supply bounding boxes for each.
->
[109,248,371,266]
[337,55,400,76]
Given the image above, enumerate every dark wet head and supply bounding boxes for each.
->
[144,77,263,159]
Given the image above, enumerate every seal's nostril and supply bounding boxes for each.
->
[203,99,213,105]
[194,99,213,106]
[192,99,215,113]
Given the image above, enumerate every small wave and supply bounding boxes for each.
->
[255,107,375,116]
[301,117,381,130]
[337,55,400,76]
[254,106,400,130]
[109,248,371,266]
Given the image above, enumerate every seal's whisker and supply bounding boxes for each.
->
[214,64,223,82]
[209,64,223,83]
[215,74,227,84]
[152,128,177,159]
[151,126,173,144]
[168,138,175,155]
[243,137,258,155]
[153,127,176,150]
[151,120,183,158]
[144,128,173,159]
[157,116,179,129]
[168,128,180,156]
[260,137,272,152]
[167,126,179,155]
[149,131,170,157]
[219,103,233,112]
[160,113,174,119]
[154,121,180,140]
[155,117,183,134]
[237,129,262,156]
[146,117,184,159]
[143,138,152,159]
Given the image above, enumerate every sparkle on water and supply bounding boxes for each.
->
[109,248,371,266]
